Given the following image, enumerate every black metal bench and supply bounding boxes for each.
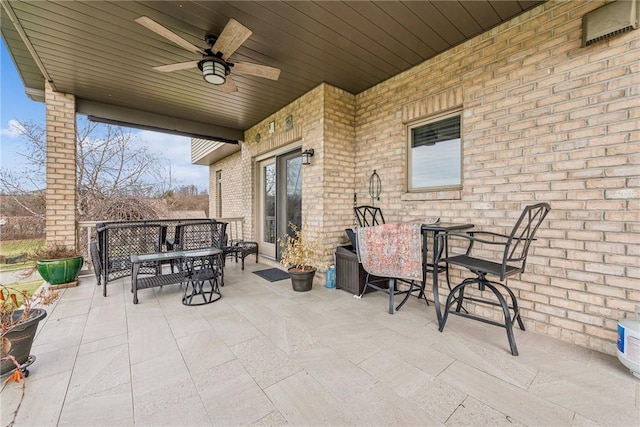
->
[92,218,238,296]
[95,223,165,296]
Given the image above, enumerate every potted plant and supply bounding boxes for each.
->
[29,243,83,287]
[1,284,59,376]
[1,284,59,424]
[279,222,330,292]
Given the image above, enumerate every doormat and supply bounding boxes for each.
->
[253,268,290,282]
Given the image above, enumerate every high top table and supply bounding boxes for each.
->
[421,222,474,326]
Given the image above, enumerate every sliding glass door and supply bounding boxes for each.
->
[258,149,302,260]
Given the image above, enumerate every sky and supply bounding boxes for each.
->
[0,42,210,192]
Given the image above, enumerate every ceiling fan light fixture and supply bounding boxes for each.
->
[198,57,228,85]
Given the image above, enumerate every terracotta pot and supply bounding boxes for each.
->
[288,267,316,292]
[36,256,84,285]
[1,308,47,375]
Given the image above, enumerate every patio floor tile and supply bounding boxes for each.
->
[439,361,575,425]
[2,260,639,426]
[195,359,276,425]
[265,370,363,426]
[231,335,302,389]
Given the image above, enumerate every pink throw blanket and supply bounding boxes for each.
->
[356,218,438,281]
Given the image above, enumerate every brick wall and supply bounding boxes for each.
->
[210,84,356,282]
[353,0,639,354]
[210,151,244,219]
[242,84,326,253]
[45,82,78,250]
[209,1,639,354]
[322,85,357,249]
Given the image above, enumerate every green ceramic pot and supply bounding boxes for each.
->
[36,256,84,285]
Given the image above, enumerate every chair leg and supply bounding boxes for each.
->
[439,280,469,332]
[388,278,395,314]
[454,277,477,312]
[495,282,525,331]
[440,278,520,355]
[395,280,415,312]
[482,282,519,356]
[359,274,372,298]
[359,276,415,314]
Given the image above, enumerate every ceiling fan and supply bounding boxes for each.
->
[135,16,281,93]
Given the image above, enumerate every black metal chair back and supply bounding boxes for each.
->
[501,203,551,277]
[354,205,385,227]
[97,223,164,285]
[175,220,227,250]
[174,220,228,286]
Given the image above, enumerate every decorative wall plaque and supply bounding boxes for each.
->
[285,114,293,131]
[255,133,261,143]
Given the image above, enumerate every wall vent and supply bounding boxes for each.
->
[583,0,639,46]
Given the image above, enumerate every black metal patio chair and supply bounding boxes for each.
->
[222,239,259,270]
[174,220,228,286]
[438,203,551,355]
[354,206,424,314]
[354,205,385,227]
[356,221,424,314]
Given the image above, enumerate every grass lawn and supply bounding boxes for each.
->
[0,238,44,256]
[0,238,43,272]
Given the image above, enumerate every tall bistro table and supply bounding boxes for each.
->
[421,222,474,327]
[130,247,222,305]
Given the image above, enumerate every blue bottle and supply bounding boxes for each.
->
[325,265,336,289]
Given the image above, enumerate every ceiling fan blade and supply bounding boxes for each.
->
[153,61,199,72]
[218,75,238,93]
[135,16,206,55]
[212,18,252,60]
[233,61,281,80]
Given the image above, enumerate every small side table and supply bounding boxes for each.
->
[182,248,223,306]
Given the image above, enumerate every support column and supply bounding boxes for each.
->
[44,82,77,249]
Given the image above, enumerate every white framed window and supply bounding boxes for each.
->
[407,111,462,191]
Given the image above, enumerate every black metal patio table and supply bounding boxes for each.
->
[421,222,474,326]
[130,247,222,305]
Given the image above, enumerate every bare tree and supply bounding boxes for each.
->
[162,185,209,217]
[0,117,169,221]
[0,121,46,217]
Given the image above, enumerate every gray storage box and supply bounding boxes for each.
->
[335,245,377,295]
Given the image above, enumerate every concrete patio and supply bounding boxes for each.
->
[1,260,638,426]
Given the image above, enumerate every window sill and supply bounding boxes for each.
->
[401,190,462,201]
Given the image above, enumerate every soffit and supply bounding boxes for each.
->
[1,0,545,139]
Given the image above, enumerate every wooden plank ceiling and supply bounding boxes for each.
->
[1,0,544,140]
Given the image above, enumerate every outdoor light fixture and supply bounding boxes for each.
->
[198,57,229,85]
[301,148,314,165]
